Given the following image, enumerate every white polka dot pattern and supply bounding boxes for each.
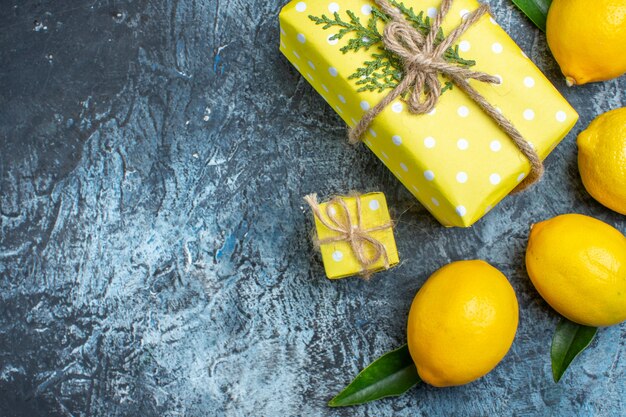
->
[523,109,535,121]
[524,76,535,88]
[391,102,403,113]
[279,0,579,227]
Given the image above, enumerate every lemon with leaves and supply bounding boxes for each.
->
[546,0,626,85]
[526,214,626,327]
[406,260,518,387]
[578,107,626,215]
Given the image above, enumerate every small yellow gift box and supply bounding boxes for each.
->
[305,192,399,279]
[280,0,578,227]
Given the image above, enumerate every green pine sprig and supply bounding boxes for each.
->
[308,0,475,94]
[349,52,402,93]
[308,10,385,54]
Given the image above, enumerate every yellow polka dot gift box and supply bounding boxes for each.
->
[279,0,578,227]
[304,193,399,279]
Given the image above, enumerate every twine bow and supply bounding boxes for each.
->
[304,194,393,278]
[349,0,544,192]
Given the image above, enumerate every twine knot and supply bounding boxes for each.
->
[304,194,393,278]
[349,0,544,192]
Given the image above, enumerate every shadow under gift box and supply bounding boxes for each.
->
[279,0,578,227]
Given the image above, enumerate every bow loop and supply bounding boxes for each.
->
[324,197,354,233]
[402,70,439,114]
[382,22,424,61]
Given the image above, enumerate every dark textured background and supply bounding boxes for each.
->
[0,0,624,416]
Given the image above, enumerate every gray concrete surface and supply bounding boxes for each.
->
[0,0,624,416]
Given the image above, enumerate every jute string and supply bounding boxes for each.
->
[304,194,393,278]
[349,0,544,192]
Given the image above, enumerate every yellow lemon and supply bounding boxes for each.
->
[546,0,626,85]
[526,214,626,327]
[406,260,518,387]
[577,107,626,215]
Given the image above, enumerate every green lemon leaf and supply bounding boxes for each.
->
[329,344,420,407]
[510,0,552,32]
[551,317,597,383]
